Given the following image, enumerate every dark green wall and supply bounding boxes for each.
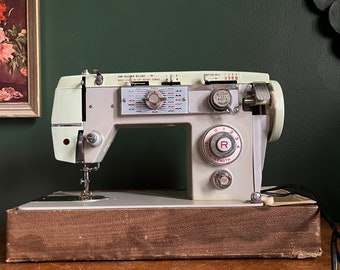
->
[0,0,339,226]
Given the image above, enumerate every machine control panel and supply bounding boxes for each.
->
[121,86,189,115]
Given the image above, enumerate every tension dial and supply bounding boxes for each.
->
[209,88,232,111]
[201,125,242,165]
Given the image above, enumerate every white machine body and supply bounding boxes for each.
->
[51,71,284,202]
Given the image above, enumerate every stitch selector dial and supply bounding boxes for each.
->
[143,90,166,110]
[201,125,242,165]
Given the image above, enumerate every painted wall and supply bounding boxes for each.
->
[0,0,339,226]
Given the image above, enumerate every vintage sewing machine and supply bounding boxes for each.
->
[11,70,316,263]
[50,70,284,205]
[5,72,319,263]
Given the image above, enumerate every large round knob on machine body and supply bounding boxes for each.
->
[201,125,242,165]
[209,132,236,158]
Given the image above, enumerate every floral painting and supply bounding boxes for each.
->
[0,0,27,103]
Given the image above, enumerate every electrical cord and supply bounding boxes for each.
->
[261,184,339,270]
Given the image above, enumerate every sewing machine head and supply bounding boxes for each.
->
[51,70,284,203]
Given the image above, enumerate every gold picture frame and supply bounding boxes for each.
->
[0,0,40,118]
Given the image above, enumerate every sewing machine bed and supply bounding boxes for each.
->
[6,190,321,262]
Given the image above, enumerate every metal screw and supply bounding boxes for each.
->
[250,192,262,203]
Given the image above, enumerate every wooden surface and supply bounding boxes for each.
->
[6,204,321,262]
[0,219,333,269]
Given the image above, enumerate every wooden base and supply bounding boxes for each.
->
[6,191,321,262]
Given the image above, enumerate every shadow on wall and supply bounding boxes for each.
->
[306,0,340,58]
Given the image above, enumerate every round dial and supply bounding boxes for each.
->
[211,170,232,189]
[201,125,242,165]
[144,90,165,110]
[209,132,236,158]
[209,89,232,111]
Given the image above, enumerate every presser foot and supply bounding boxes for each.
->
[32,191,108,202]
[79,191,108,201]
[79,163,107,201]
[80,163,97,200]
[79,190,93,201]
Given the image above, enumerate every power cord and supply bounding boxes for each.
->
[261,184,339,270]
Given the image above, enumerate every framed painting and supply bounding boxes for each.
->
[0,0,40,117]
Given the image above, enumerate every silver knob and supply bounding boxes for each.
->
[211,170,232,189]
[86,131,102,147]
[209,89,232,111]
[209,132,236,158]
[143,90,166,110]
